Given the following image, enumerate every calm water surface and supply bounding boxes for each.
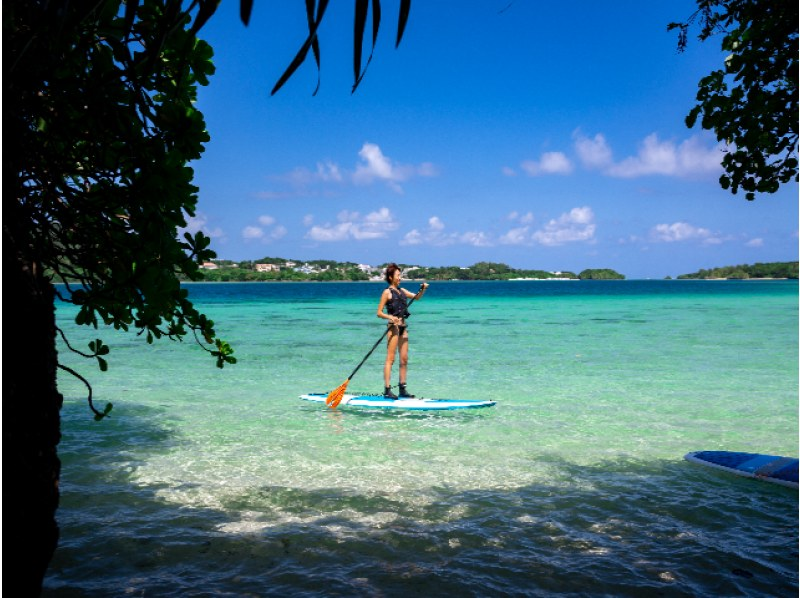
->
[44,281,798,596]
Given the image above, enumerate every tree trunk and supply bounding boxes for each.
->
[3,233,63,595]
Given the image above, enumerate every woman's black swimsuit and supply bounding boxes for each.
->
[386,287,410,334]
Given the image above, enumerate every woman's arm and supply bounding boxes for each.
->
[402,283,429,299]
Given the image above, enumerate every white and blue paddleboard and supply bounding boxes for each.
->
[685,451,798,489]
[299,393,496,411]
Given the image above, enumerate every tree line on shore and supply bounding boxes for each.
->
[193,259,627,282]
[196,259,800,282]
[675,261,798,280]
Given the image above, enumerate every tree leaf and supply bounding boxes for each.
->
[305,0,322,95]
[240,0,254,26]
[123,0,140,40]
[396,0,411,47]
[271,0,329,95]
[190,0,222,36]
[353,0,368,87]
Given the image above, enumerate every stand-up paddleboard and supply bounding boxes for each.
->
[299,393,496,411]
[685,451,798,489]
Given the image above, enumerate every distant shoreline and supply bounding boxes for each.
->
[178,277,795,283]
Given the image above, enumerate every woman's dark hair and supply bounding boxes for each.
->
[384,263,401,284]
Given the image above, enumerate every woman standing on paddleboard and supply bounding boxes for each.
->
[377,263,428,399]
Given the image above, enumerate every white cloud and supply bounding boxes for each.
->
[574,132,613,169]
[606,134,723,178]
[402,229,424,245]
[303,214,314,226]
[180,213,225,239]
[258,215,276,226]
[242,225,264,240]
[531,206,596,246]
[316,160,343,182]
[649,222,722,244]
[460,231,492,247]
[243,214,286,243]
[746,238,764,247]
[353,142,436,192]
[401,216,494,247]
[261,144,435,197]
[520,151,573,176]
[499,226,530,245]
[306,207,399,242]
[500,207,594,246]
[429,216,445,231]
[507,211,534,224]
[306,223,353,242]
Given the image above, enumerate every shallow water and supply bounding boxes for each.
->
[45,280,798,596]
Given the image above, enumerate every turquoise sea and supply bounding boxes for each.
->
[45,280,798,596]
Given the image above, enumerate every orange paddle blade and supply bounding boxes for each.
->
[326,379,350,409]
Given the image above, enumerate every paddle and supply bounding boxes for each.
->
[326,287,423,409]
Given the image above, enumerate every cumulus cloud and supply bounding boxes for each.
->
[499,226,530,245]
[259,144,436,198]
[574,132,613,169]
[520,151,573,176]
[510,132,723,182]
[258,215,276,226]
[606,134,723,178]
[428,216,445,231]
[306,207,399,242]
[500,207,595,246]
[649,222,722,244]
[242,225,265,240]
[401,216,492,247]
[746,237,764,247]
[353,142,436,192]
[531,206,596,246]
[401,216,454,246]
[508,211,534,224]
[180,212,225,240]
[242,214,286,243]
[460,231,492,247]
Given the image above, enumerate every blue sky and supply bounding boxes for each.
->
[187,1,798,279]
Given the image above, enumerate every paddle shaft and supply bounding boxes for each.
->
[345,292,420,382]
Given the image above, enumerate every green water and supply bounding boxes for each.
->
[45,281,798,596]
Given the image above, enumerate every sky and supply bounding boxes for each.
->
[187,1,798,279]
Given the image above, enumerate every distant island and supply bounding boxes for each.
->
[675,261,798,280]
[192,259,626,282]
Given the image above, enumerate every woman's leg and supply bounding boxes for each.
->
[384,328,399,388]
[397,332,409,385]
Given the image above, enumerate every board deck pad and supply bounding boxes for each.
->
[685,451,798,489]
[299,393,496,411]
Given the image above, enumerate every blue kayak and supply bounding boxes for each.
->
[685,451,798,489]
[299,393,496,411]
